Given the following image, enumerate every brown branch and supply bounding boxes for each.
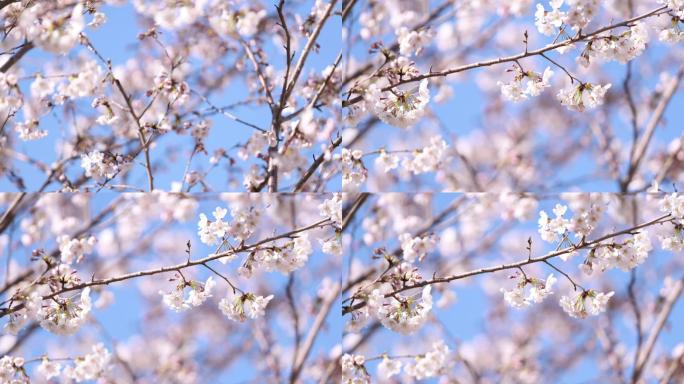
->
[290,282,340,383]
[0,42,33,73]
[342,6,668,107]
[632,276,684,383]
[343,214,673,314]
[622,66,684,191]
[293,135,342,192]
[341,193,369,232]
[0,218,332,318]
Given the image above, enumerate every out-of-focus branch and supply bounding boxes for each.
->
[632,276,684,383]
[0,192,25,235]
[293,135,342,192]
[289,282,340,383]
[0,42,34,73]
[341,193,369,231]
[622,66,684,191]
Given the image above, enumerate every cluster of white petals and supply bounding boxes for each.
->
[498,67,554,102]
[579,22,649,66]
[319,193,343,227]
[58,235,96,264]
[62,344,111,382]
[39,288,92,335]
[556,82,611,112]
[403,341,455,379]
[397,27,433,57]
[197,206,259,248]
[404,136,449,174]
[559,289,614,318]
[0,356,25,383]
[661,0,684,19]
[368,286,432,335]
[366,79,430,129]
[501,274,557,308]
[340,148,367,191]
[14,120,47,141]
[399,233,438,262]
[218,292,274,322]
[252,234,313,274]
[159,277,216,312]
[660,193,684,223]
[535,0,599,35]
[584,232,652,273]
[80,151,120,180]
[341,354,370,384]
[538,204,570,242]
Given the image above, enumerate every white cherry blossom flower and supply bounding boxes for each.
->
[375,150,400,172]
[320,237,342,256]
[538,204,570,242]
[377,356,402,380]
[218,292,274,322]
[342,354,371,384]
[237,9,267,37]
[405,136,448,174]
[15,120,47,141]
[65,344,111,382]
[318,193,342,226]
[397,27,433,56]
[498,66,554,102]
[366,79,430,129]
[39,288,92,335]
[58,235,96,264]
[399,233,437,262]
[560,289,614,318]
[535,0,566,36]
[197,207,230,246]
[81,151,119,179]
[0,356,25,383]
[403,341,454,379]
[556,82,611,112]
[159,276,215,312]
[370,286,433,335]
[37,358,62,380]
[501,273,557,308]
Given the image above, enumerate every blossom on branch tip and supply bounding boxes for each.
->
[80,151,120,180]
[538,204,570,243]
[369,285,433,335]
[218,292,274,322]
[559,289,614,318]
[501,273,557,308]
[159,276,215,312]
[556,82,611,112]
[366,79,430,129]
[497,66,554,102]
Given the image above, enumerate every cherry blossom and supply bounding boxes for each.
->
[559,289,614,318]
[365,78,430,129]
[556,82,611,111]
[218,292,274,322]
